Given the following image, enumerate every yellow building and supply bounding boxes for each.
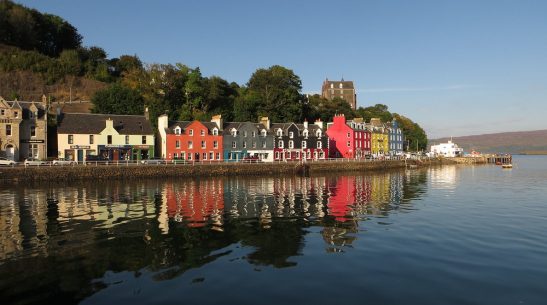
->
[368,118,389,155]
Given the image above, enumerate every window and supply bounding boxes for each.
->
[252,142,256,148]
[302,141,307,148]
[188,153,192,160]
[142,136,147,144]
[68,134,74,144]
[317,141,322,149]
[303,130,308,138]
[307,151,311,159]
[201,140,206,148]
[125,135,129,144]
[203,152,207,160]
[216,152,220,160]
[261,129,267,137]
[262,141,266,148]
[30,126,36,137]
[277,129,282,137]
[330,83,334,89]
[316,130,322,137]
[243,141,247,148]
[252,131,256,137]
[213,141,218,148]
[174,153,178,159]
[189,129,193,136]
[188,141,193,149]
[232,141,236,148]
[181,152,185,160]
[278,140,284,148]
[29,112,34,119]
[213,129,218,135]
[231,129,237,137]
[289,131,294,138]
[201,129,205,136]
[0,110,4,116]
[108,135,113,145]
[89,135,94,144]
[347,132,351,138]
[175,140,180,148]
[289,140,294,149]
[174,127,181,135]
[29,144,38,159]
[275,151,280,159]
[209,152,214,160]
[243,131,247,137]
[14,111,18,118]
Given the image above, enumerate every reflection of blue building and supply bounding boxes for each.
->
[388,119,404,155]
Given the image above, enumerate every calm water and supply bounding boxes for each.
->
[1,156,546,305]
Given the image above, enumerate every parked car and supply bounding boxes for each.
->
[24,158,47,166]
[141,158,165,165]
[52,159,76,166]
[0,157,16,166]
[242,156,261,163]
[85,155,109,162]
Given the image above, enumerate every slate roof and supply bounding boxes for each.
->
[57,113,154,135]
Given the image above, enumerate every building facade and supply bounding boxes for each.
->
[368,118,389,156]
[158,114,223,161]
[326,114,371,159]
[321,78,357,110]
[272,120,328,161]
[57,112,154,161]
[430,140,463,157]
[223,117,274,162]
[0,96,48,161]
[388,119,404,155]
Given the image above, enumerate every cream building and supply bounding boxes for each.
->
[57,111,155,162]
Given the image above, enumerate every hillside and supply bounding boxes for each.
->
[430,130,547,154]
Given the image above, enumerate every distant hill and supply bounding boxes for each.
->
[430,130,547,154]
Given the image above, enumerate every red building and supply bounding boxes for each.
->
[158,115,223,161]
[326,114,371,159]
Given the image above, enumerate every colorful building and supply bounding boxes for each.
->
[157,114,223,161]
[223,117,274,162]
[368,118,389,156]
[0,95,48,161]
[388,119,404,156]
[57,111,154,162]
[272,119,328,161]
[326,114,371,159]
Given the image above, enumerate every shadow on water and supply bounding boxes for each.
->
[0,169,429,305]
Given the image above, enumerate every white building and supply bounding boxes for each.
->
[430,140,463,157]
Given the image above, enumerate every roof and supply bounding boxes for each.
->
[58,113,154,135]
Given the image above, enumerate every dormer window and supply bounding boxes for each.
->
[231,128,237,137]
[316,130,322,137]
[212,129,218,135]
[261,129,267,137]
[277,129,282,137]
[303,130,309,138]
[243,131,247,137]
[201,129,205,136]
[174,127,181,135]
[252,131,256,137]
[289,131,294,138]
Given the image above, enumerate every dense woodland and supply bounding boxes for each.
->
[0,0,427,150]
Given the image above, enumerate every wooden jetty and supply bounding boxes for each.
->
[486,154,512,165]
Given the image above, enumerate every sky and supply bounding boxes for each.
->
[16,0,547,138]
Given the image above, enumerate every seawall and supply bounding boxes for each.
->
[0,158,468,185]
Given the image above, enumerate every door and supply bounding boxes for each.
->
[6,145,15,161]
[77,150,84,162]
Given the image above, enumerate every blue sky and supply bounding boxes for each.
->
[16,0,547,138]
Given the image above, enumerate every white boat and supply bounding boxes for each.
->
[501,164,513,169]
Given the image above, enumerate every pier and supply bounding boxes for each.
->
[486,154,512,164]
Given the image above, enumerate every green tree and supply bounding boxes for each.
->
[355,104,393,122]
[393,113,428,151]
[91,83,144,115]
[305,94,355,122]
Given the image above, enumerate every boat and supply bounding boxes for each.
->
[501,163,513,169]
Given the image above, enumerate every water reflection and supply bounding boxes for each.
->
[0,169,429,304]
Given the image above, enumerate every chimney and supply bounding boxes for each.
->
[158,114,168,131]
[211,114,223,130]
[332,114,345,126]
[144,107,150,121]
[106,118,114,130]
[260,117,270,130]
[314,118,324,129]
[353,117,364,123]
[303,119,308,129]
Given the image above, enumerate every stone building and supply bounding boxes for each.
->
[321,78,357,110]
[0,95,48,161]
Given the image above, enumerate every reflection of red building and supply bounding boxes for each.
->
[164,179,224,228]
[327,176,372,222]
[327,114,371,159]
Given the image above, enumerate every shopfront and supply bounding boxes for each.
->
[65,145,92,162]
[97,145,154,161]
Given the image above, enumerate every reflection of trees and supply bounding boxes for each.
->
[0,171,429,304]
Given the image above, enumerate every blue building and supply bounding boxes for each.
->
[388,119,404,155]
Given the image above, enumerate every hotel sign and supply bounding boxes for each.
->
[21,139,45,143]
[70,145,90,149]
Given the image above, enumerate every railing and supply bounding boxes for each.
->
[6,155,436,168]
